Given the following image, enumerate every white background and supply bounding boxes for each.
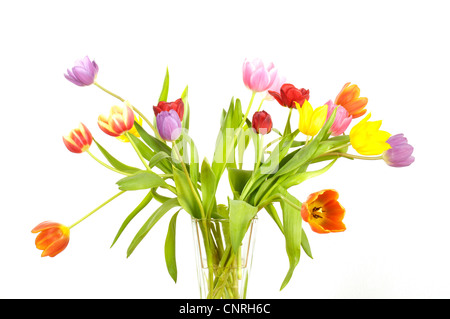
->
[1,0,449,299]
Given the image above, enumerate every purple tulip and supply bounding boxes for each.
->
[64,56,99,86]
[383,134,415,167]
[156,110,182,141]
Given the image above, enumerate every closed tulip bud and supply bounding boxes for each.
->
[252,111,273,135]
[243,58,281,92]
[325,100,352,136]
[269,83,310,109]
[334,82,368,118]
[296,100,328,137]
[153,98,184,122]
[64,56,99,87]
[98,102,135,137]
[156,110,182,141]
[383,134,415,167]
[62,123,93,153]
[31,221,70,257]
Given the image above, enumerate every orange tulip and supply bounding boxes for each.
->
[334,82,368,118]
[301,189,346,234]
[31,221,70,257]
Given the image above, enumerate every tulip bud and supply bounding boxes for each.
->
[64,56,99,87]
[62,123,93,153]
[98,102,135,137]
[382,134,415,167]
[153,98,184,122]
[156,110,182,141]
[269,83,310,109]
[252,111,273,135]
[31,221,70,257]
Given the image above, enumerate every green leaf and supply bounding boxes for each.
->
[281,158,337,189]
[228,199,258,254]
[93,139,141,174]
[127,133,155,162]
[264,204,284,234]
[172,165,203,219]
[278,186,303,290]
[116,171,167,191]
[110,190,153,248]
[149,151,171,168]
[181,85,189,130]
[200,158,216,217]
[227,168,253,198]
[127,198,179,257]
[301,229,313,259]
[165,210,180,283]
[159,66,170,102]
[134,122,172,155]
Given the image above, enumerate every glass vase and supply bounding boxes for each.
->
[191,217,257,299]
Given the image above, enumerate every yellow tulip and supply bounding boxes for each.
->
[349,113,391,155]
[296,100,328,137]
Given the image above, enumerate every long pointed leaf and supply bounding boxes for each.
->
[110,190,153,248]
[159,67,170,102]
[93,139,141,174]
[165,210,180,283]
[127,198,179,257]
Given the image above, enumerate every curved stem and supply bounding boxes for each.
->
[322,152,383,160]
[256,97,264,112]
[86,150,131,176]
[239,91,256,128]
[125,132,152,171]
[69,190,126,229]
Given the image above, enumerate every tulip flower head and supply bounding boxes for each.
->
[334,82,368,118]
[296,100,328,137]
[301,189,346,234]
[62,123,93,153]
[98,102,135,137]
[242,58,282,93]
[31,221,70,257]
[116,114,143,143]
[350,113,391,155]
[153,98,185,122]
[269,83,310,109]
[156,110,182,141]
[383,134,415,167]
[325,100,352,136]
[64,56,99,87]
[252,111,273,135]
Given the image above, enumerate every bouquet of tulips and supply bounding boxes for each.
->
[31,56,415,299]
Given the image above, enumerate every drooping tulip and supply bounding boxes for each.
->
[62,123,93,153]
[98,102,135,137]
[382,134,415,167]
[31,221,70,257]
[153,98,184,122]
[64,56,99,87]
[325,100,353,136]
[349,113,391,155]
[269,84,310,109]
[334,82,368,118]
[301,189,346,234]
[156,110,182,141]
[242,58,281,92]
[252,111,273,135]
[296,100,328,137]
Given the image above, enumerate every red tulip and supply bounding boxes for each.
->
[31,221,70,257]
[252,111,273,135]
[268,83,310,109]
[153,98,184,122]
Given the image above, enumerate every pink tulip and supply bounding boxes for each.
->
[325,100,352,136]
[243,58,282,93]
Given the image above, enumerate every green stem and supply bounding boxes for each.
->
[94,82,157,135]
[239,91,256,128]
[125,132,151,171]
[256,97,264,112]
[325,142,351,153]
[69,191,126,229]
[86,150,131,176]
[322,152,383,161]
[254,134,264,170]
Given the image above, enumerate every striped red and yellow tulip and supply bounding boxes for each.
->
[62,123,93,153]
[98,102,135,137]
